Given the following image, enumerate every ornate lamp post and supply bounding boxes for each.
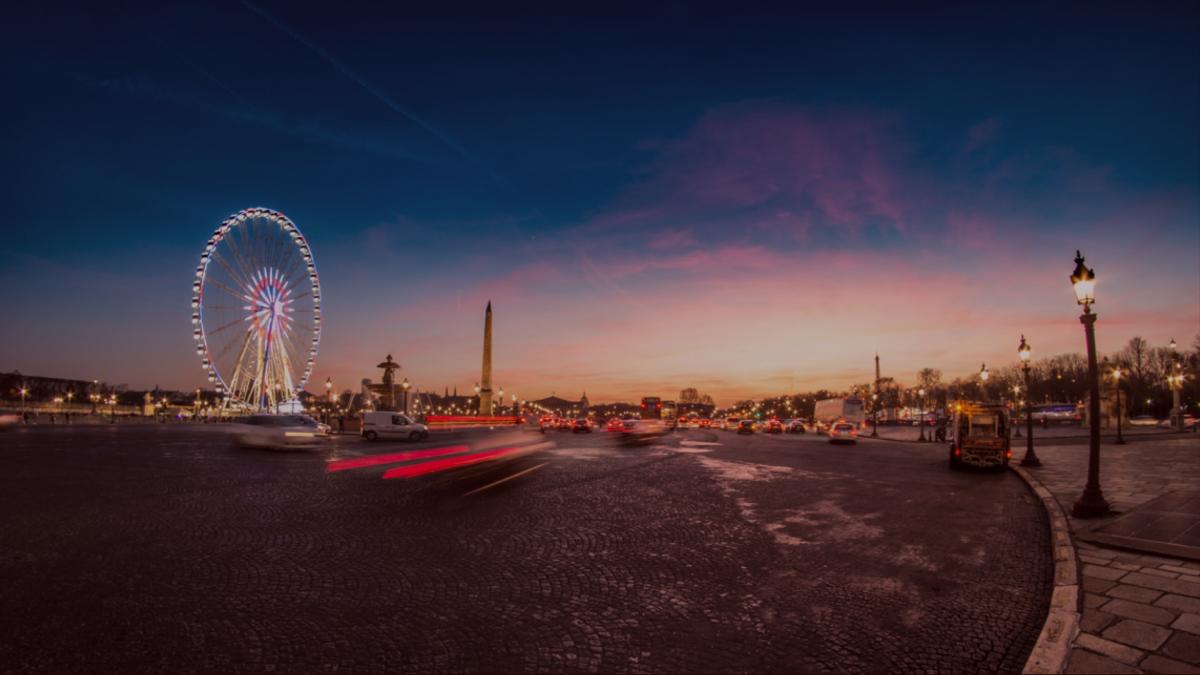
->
[979,363,990,402]
[1012,384,1022,438]
[1018,335,1039,466]
[325,376,333,423]
[1069,251,1110,518]
[871,393,879,437]
[1169,338,1183,430]
[474,382,481,416]
[497,386,504,415]
[1110,363,1126,445]
[917,388,927,441]
[401,377,411,414]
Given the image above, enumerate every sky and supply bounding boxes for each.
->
[1,2,1198,405]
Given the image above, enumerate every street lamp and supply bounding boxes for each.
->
[1018,335,1039,466]
[1012,384,1022,438]
[871,393,879,437]
[401,377,411,413]
[1169,338,1183,430]
[1069,250,1110,518]
[979,363,990,402]
[917,388,927,442]
[1110,362,1126,445]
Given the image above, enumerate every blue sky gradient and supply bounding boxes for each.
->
[1,2,1197,403]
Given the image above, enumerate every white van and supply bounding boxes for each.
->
[361,411,430,441]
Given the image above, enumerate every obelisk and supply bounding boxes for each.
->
[479,301,494,416]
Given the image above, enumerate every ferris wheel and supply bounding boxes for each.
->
[192,207,321,411]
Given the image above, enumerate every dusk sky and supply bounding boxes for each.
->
[2,2,1197,405]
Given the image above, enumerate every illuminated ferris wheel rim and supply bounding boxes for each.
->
[191,207,322,402]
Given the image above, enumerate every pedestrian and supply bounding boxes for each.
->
[49,412,55,425]
[338,415,345,434]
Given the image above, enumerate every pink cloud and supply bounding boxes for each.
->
[641,103,910,232]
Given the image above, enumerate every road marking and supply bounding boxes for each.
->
[679,440,721,447]
[464,462,548,495]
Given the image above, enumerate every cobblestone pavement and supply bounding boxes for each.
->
[1023,439,1200,673]
[0,425,1051,672]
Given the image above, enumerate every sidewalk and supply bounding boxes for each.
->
[1018,438,1200,673]
[867,424,1180,444]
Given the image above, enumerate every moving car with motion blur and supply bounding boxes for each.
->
[361,411,429,442]
[827,421,857,445]
[763,419,783,434]
[786,419,807,434]
[948,403,1011,469]
[737,419,756,434]
[606,417,624,432]
[1128,415,1158,427]
[617,418,667,446]
[557,418,573,431]
[236,414,329,450]
[724,417,740,431]
[572,418,592,433]
[698,418,712,429]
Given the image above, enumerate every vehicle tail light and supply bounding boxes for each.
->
[954,447,961,457]
[1006,450,1012,459]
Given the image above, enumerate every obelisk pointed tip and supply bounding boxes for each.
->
[486,300,492,312]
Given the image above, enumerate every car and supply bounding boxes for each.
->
[557,418,573,431]
[361,411,430,441]
[724,417,740,431]
[0,413,19,430]
[764,419,783,434]
[539,416,556,432]
[606,418,624,432]
[619,418,667,445]
[786,420,806,434]
[698,418,711,429]
[572,418,592,433]
[1127,415,1158,427]
[236,414,329,449]
[676,418,689,429]
[828,421,858,445]
[737,419,756,434]
[1158,415,1197,429]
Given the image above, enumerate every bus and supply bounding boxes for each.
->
[640,397,662,420]
[813,397,866,430]
[661,400,678,428]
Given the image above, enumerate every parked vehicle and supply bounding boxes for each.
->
[949,403,1011,469]
[361,411,430,441]
[827,421,857,444]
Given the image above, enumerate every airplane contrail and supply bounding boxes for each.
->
[240,0,503,185]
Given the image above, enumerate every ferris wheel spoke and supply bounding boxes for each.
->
[202,275,251,303]
[207,314,253,337]
[209,250,255,296]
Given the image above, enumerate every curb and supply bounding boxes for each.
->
[1010,464,1080,675]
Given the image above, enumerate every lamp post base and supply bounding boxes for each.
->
[1020,453,1041,468]
[1071,489,1112,518]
